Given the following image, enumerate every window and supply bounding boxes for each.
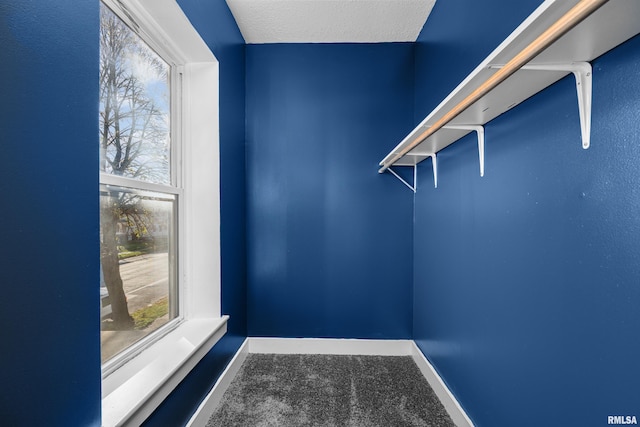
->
[99,1,178,364]
[98,1,226,425]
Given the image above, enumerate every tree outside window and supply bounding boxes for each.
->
[99,3,177,363]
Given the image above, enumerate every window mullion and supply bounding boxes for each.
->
[100,173,179,195]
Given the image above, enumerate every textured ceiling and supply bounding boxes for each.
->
[225,0,436,44]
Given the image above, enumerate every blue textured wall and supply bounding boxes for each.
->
[0,1,101,426]
[143,1,247,425]
[413,1,640,425]
[246,44,414,339]
[0,0,245,425]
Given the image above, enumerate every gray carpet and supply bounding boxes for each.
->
[206,354,456,427]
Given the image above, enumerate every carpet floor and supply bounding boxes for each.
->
[206,354,456,427]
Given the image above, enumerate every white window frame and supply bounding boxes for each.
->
[99,1,226,425]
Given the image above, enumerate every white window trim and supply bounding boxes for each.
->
[99,0,226,425]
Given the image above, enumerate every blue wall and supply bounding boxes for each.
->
[246,44,414,339]
[413,1,640,425]
[0,1,101,425]
[0,0,246,425]
[144,1,247,425]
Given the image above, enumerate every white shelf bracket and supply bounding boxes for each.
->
[405,153,437,188]
[387,165,417,193]
[443,125,485,177]
[431,154,438,189]
[489,62,592,149]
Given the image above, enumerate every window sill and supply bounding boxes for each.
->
[101,316,228,427]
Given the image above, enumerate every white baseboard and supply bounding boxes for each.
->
[247,337,414,355]
[410,342,475,427]
[186,338,249,427]
[186,338,473,427]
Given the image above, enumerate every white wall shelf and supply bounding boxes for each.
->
[380,0,640,191]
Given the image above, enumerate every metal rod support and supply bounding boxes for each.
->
[443,125,485,177]
[490,62,592,148]
[388,166,416,193]
[431,154,438,188]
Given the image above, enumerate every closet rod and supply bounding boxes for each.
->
[379,0,608,173]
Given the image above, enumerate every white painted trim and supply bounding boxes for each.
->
[410,342,475,427]
[188,338,475,427]
[186,339,250,427]
[182,60,221,320]
[99,173,181,196]
[105,0,216,64]
[247,337,414,356]
[102,317,228,427]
